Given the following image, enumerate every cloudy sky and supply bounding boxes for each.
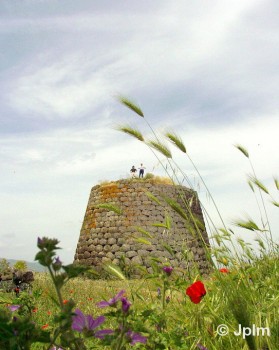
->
[1,0,278,264]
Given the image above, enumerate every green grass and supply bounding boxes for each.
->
[5,251,275,349]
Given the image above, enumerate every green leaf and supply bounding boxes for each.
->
[134,237,152,245]
[161,243,175,256]
[134,226,153,238]
[95,203,122,215]
[117,96,144,117]
[103,264,126,280]
[165,214,172,230]
[152,222,169,228]
[0,293,12,304]
[145,191,161,205]
[163,196,188,221]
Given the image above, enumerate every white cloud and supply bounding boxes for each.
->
[0,0,278,263]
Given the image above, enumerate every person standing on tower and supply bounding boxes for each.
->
[130,165,137,178]
[138,163,146,178]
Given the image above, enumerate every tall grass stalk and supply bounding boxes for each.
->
[235,144,274,251]
[117,96,247,269]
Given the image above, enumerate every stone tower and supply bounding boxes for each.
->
[74,179,210,275]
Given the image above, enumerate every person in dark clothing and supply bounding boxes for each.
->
[130,166,137,178]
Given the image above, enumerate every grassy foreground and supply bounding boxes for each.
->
[1,249,278,349]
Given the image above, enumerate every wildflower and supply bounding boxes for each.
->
[97,290,126,308]
[126,330,147,345]
[32,308,38,313]
[121,297,131,313]
[63,300,69,304]
[219,268,229,273]
[186,281,206,304]
[166,296,171,303]
[72,308,104,332]
[157,287,161,297]
[8,305,20,312]
[37,237,45,247]
[163,266,173,276]
[14,287,20,296]
[88,297,93,301]
[53,257,62,270]
[197,343,208,350]
[42,324,49,329]
[47,311,52,315]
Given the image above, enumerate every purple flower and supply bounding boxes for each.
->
[157,288,161,297]
[121,297,131,313]
[126,330,147,346]
[53,257,62,270]
[8,305,20,312]
[163,266,173,276]
[54,257,62,265]
[72,309,105,333]
[97,290,126,308]
[197,343,208,350]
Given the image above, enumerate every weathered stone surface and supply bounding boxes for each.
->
[74,179,210,276]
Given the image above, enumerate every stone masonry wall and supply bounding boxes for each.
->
[74,179,210,275]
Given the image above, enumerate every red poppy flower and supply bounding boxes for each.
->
[32,308,38,313]
[47,311,52,315]
[41,324,49,329]
[186,281,206,304]
[88,297,93,301]
[63,300,69,304]
[219,268,229,273]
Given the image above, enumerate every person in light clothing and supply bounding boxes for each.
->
[138,163,146,178]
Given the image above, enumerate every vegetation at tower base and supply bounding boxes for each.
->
[74,178,211,278]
